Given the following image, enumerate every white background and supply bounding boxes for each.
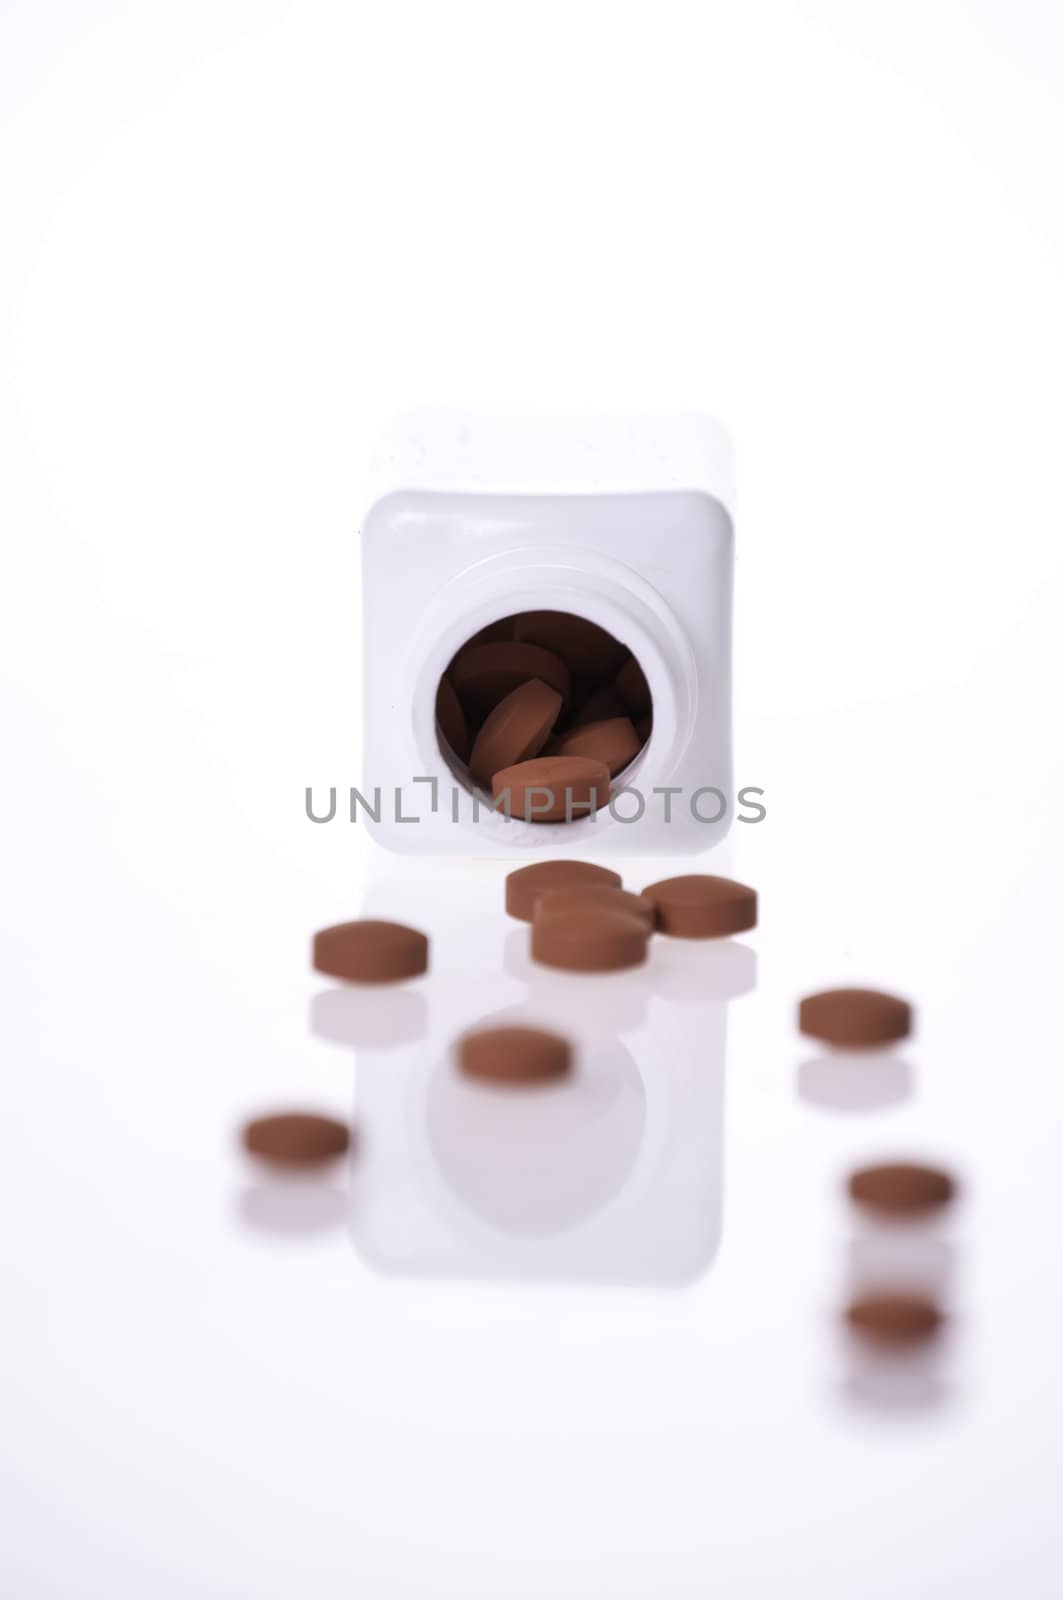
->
[2,2,1063,1595]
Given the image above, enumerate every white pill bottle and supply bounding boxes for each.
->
[360,410,734,857]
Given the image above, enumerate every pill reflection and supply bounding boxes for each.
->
[310,984,429,1051]
[649,936,757,1004]
[798,1053,913,1113]
[841,1343,953,1415]
[237,1181,348,1237]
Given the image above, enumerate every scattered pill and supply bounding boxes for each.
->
[242,1112,350,1167]
[549,716,642,776]
[505,859,622,921]
[534,882,657,929]
[531,908,649,973]
[458,1024,572,1085]
[845,1292,944,1347]
[799,988,912,1047]
[468,677,562,786]
[313,919,428,984]
[848,1162,956,1218]
[492,755,610,823]
[449,640,571,724]
[642,874,757,938]
[435,675,470,762]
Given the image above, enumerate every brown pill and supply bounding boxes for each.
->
[848,1162,956,1218]
[799,988,912,1047]
[549,716,641,776]
[458,1024,572,1085]
[616,655,652,717]
[435,675,470,762]
[313,919,428,983]
[242,1112,350,1168]
[845,1292,944,1348]
[567,683,631,729]
[534,883,657,930]
[642,874,758,938]
[449,641,571,724]
[505,859,622,921]
[468,677,562,786]
[531,908,649,973]
[492,755,610,823]
[513,610,628,688]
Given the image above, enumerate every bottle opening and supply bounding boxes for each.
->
[434,609,653,822]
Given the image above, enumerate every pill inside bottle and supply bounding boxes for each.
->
[435,609,653,821]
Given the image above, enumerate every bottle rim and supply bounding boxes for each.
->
[406,551,697,849]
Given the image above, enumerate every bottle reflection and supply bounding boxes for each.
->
[341,866,751,1286]
[425,1029,646,1238]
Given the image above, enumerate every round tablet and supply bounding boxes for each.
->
[512,610,628,688]
[616,655,652,716]
[458,1024,572,1085]
[449,641,571,724]
[435,675,470,762]
[531,908,649,973]
[468,677,562,786]
[242,1111,350,1167]
[848,1162,956,1218]
[845,1292,944,1347]
[313,919,428,984]
[642,874,758,938]
[505,859,622,921]
[492,755,610,823]
[534,883,657,930]
[549,716,642,777]
[799,988,911,1047]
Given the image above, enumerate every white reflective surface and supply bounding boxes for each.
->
[348,872,733,1285]
[4,2,1063,1595]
